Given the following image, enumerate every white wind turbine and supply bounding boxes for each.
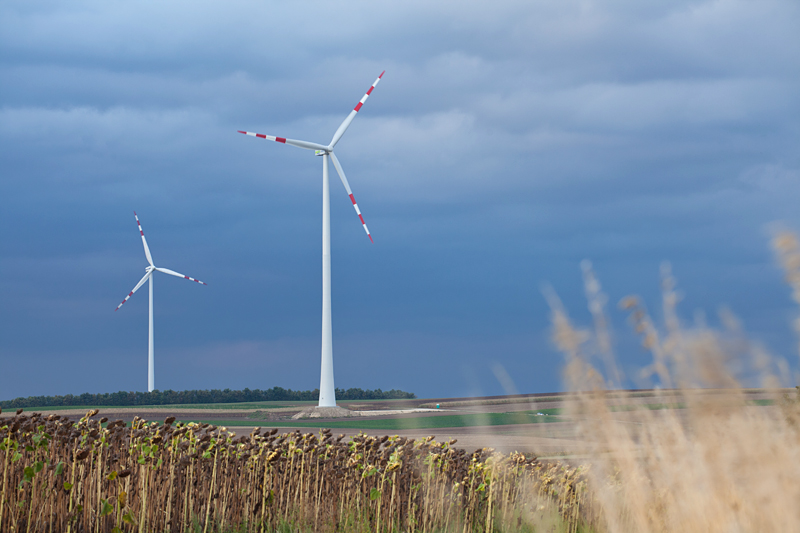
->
[238,71,384,408]
[115,212,207,392]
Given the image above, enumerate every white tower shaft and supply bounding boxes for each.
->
[148,274,155,392]
[319,153,336,407]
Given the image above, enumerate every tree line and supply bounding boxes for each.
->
[0,387,415,409]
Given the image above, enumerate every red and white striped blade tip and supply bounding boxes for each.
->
[115,271,151,311]
[155,267,207,285]
[348,194,373,244]
[238,130,287,144]
[179,275,207,285]
[354,71,385,112]
[115,288,137,311]
[133,213,154,265]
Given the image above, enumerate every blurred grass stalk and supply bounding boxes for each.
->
[545,231,800,532]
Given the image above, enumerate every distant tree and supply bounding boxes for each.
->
[0,386,415,409]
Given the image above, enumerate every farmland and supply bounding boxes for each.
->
[1,387,795,532]
[0,388,783,458]
[0,404,594,533]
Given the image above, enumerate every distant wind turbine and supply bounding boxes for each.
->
[238,71,384,408]
[115,212,206,392]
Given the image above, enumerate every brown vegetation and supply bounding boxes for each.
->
[0,409,591,532]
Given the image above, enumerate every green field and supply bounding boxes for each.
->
[0,400,315,412]
[0,398,430,412]
[125,401,304,410]
[176,410,564,429]
[607,399,774,412]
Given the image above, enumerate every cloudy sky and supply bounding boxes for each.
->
[1,0,799,401]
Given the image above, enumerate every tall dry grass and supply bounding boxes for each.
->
[547,232,800,532]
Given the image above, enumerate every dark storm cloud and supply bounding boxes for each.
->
[1,0,799,399]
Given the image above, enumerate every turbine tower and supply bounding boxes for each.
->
[238,71,384,407]
[115,212,207,392]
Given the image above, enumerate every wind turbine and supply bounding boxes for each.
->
[238,71,384,408]
[115,212,207,392]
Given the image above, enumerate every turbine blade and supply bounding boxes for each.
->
[330,152,373,243]
[237,131,328,152]
[155,267,207,285]
[329,71,385,148]
[115,270,152,311]
[134,212,154,266]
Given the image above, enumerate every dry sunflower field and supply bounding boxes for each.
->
[0,409,593,533]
